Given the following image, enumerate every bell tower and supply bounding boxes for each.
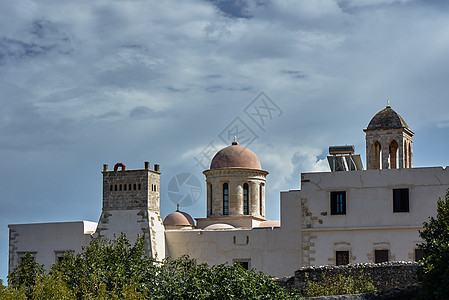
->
[364,105,414,170]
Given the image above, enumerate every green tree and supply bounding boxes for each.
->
[0,279,27,300]
[5,234,299,299]
[8,252,44,297]
[50,233,157,299]
[417,189,449,299]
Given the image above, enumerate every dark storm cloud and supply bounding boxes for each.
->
[129,106,163,120]
[0,19,72,63]
[207,0,252,18]
[0,37,54,63]
[281,70,306,79]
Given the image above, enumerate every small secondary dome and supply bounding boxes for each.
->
[366,105,409,131]
[163,209,195,227]
[210,141,262,170]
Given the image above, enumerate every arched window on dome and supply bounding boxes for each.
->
[243,183,249,215]
[223,183,229,215]
[208,183,213,216]
[259,184,264,217]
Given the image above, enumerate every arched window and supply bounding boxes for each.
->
[209,184,213,215]
[408,142,412,168]
[372,141,382,169]
[223,183,229,215]
[259,184,263,216]
[404,142,409,168]
[243,183,249,215]
[388,140,398,169]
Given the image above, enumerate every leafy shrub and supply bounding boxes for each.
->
[417,189,449,299]
[305,271,375,297]
[5,234,301,299]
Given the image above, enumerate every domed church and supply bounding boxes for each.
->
[8,105,449,277]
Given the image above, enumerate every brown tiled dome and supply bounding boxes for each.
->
[163,210,195,227]
[210,142,261,170]
[366,106,409,131]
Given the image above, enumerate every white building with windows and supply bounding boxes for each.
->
[8,105,449,277]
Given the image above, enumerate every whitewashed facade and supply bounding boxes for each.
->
[8,105,449,277]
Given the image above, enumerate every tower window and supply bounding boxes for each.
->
[138,183,141,190]
[119,184,122,191]
[114,185,117,191]
[110,185,113,191]
[393,188,409,212]
[124,184,127,191]
[134,184,137,190]
[331,191,346,215]
[243,183,249,215]
[259,184,263,216]
[223,183,229,215]
[129,184,131,190]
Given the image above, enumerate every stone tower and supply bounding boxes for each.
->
[95,162,165,259]
[198,141,268,229]
[364,105,414,170]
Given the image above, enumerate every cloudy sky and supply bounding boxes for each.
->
[2,0,449,281]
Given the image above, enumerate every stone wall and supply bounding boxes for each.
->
[277,262,419,296]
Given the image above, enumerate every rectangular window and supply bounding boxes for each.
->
[375,250,389,263]
[55,250,72,263]
[336,251,349,266]
[18,252,37,264]
[233,259,251,270]
[415,249,425,262]
[393,188,409,212]
[331,191,346,215]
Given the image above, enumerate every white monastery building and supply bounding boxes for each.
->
[8,105,449,277]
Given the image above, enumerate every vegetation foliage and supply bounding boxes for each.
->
[417,189,449,299]
[303,271,375,297]
[1,234,301,299]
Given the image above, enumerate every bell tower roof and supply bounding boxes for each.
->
[365,105,410,132]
